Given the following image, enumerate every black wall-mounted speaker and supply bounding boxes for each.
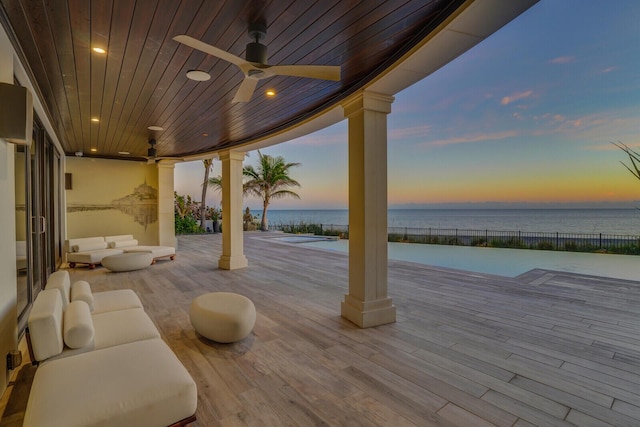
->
[0,82,33,145]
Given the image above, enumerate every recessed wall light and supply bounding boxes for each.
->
[147,125,164,131]
[90,148,97,152]
[92,47,106,54]
[265,89,276,97]
[186,70,211,81]
[118,151,130,155]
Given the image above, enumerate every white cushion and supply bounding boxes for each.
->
[107,239,138,248]
[71,280,94,311]
[28,289,64,362]
[104,234,134,243]
[63,301,95,349]
[45,270,71,310]
[66,248,124,264]
[71,241,108,252]
[23,339,198,427]
[92,308,160,349]
[124,245,175,258]
[92,289,143,314]
[66,237,106,253]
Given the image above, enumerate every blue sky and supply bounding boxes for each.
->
[175,0,640,210]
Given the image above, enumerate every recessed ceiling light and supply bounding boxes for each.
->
[186,70,211,81]
[90,148,97,152]
[148,125,164,131]
[91,117,99,122]
[92,47,106,54]
[118,151,130,155]
[202,133,209,137]
[265,89,276,97]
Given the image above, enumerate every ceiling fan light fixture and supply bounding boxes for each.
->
[186,70,211,81]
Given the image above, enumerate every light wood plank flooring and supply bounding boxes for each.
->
[2,233,640,426]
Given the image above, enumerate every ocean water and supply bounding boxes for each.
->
[257,208,640,236]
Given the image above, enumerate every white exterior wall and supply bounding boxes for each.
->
[0,25,19,396]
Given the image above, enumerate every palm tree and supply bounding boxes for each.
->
[612,141,640,180]
[199,158,214,230]
[243,151,301,231]
[207,175,222,193]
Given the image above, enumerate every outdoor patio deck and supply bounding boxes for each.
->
[2,232,640,426]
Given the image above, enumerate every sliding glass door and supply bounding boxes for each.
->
[16,118,62,332]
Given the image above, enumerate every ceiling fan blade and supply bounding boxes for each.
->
[232,77,259,103]
[268,64,341,81]
[173,35,247,67]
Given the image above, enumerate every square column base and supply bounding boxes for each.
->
[341,295,396,328]
[218,255,248,270]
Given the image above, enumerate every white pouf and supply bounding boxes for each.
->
[101,252,153,272]
[189,292,256,343]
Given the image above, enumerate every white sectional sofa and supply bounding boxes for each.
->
[65,237,124,269]
[105,234,176,263]
[24,271,197,427]
[65,235,176,269]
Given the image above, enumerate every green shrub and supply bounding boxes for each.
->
[175,214,201,234]
[537,241,554,250]
[471,238,487,246]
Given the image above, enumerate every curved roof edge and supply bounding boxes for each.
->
[182,0,539,161]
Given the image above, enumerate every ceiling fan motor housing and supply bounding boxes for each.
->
[246,41,267,64]
[246,23,268,64]
[148,139,157,157]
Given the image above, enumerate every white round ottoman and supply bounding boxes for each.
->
[102,252,153,272]
[189,292,256,343]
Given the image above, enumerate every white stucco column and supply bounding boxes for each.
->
[157,162,176,247]
[341,91,396,328]
[218,150,248,270]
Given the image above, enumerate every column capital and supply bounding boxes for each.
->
[343,91,395,117]
[155,161,177,169]
[218,150,246,162]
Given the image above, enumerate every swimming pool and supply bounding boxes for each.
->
[272,235,339,243]
[298,239,640,281]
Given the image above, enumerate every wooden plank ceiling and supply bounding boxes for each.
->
[0,0,460,161]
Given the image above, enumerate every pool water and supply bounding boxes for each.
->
[273,235,339,243]
[299,239,640,281]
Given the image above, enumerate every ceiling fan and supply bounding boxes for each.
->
[143,139,183,164]
[173,23,341,103]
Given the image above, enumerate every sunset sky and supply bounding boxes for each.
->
[175,0,640,210]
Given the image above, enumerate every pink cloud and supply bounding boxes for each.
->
[501,90,533,105]
[424,130,518,147]
[550,56,576,64]
[601,66,616,73]
[390,125,432,140]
